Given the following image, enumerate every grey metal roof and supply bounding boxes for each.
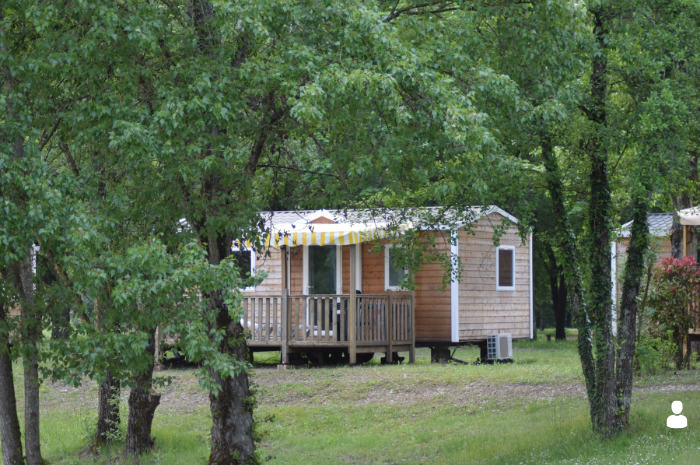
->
[619,213,673,238]
[260,206,518,230]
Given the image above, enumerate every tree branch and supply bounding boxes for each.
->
[257,164,340,179]
[383,1,458,23]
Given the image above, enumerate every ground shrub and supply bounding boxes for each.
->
[634,331,676,375]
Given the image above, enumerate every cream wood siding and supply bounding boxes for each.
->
[244,246,283,295]
[458,213,530,340]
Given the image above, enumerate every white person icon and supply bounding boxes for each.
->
[667,401,688,429]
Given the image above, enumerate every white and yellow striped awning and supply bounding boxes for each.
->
[237,222,413,249]
[679,207,700,226]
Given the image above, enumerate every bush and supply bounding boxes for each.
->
[634,331,676,376]
[647,256,699,369]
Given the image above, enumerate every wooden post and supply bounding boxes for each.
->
[281,245,288,292]
[280,290,289,367]
[409,287,416,364]
[349,244,357,365]
[387,291,393,363]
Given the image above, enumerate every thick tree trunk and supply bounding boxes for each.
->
[95,369,121,447]
[0,300,24,465]
[588,155,616,437]
[614,193,650,427]
[208,295,255,465]
[576,5,618,436]
[125,328,160,456]
[185,4,264,462]
[201,233,255,465]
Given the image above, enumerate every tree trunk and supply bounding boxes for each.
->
[208,367,255,465]
[585,6,618,437]
[185,3,263,461]
[614,192,650,427]
[588,157,616,436]
[125,328,160,456]
[50,305,71,340]
[637,264,653,343]
[95,369,121,448]
[545,244,567,341]
[0,299,24,465]
[1,31,30,465]
[208,294,255,465]
[10,250,43,465]
[200,232,255,465]
[670,153,699,259]
[555,274,567,341]
[19,251,42,465]
[541,129,596,420]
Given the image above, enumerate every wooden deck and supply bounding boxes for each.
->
[242,292,415,364]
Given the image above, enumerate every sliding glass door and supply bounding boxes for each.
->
[307,245,336,295]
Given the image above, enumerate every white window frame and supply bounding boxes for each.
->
[385,244,408,291]
[496,245,515,291]
[232,246,256,292]
[303,245,342,295]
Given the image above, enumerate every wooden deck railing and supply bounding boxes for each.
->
[241,292,414,363]
[356,295,413,345]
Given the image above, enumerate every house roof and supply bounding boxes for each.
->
[619,213,673,238]
[234,206,519,248]
[260,205,518,230]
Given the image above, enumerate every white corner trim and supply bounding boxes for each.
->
[384,244,406,291]
[231,245,256,292]
[451,231,459,343]
[336,245,343,294]
[302,245,309,295]
[529,233,534,340]
[292,209,336,226]
[355,244,363,292]
[495,245,516,291]
[611,241,617,336]
[482,205,519,224]
[443,205,520,231]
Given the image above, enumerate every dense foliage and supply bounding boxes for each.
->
[2,0,700,462]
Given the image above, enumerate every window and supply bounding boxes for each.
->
[232,247,255,291]
[496,246,515,290]
[385,245,407,291]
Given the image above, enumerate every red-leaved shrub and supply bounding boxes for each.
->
[647,256,700,369]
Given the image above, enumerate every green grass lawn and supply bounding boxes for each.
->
[5,334,700,464]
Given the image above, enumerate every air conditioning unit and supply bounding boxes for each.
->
[486,333,513,362]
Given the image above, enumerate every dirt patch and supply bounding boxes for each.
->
[250,368,700,408]
[37,367,700,414]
